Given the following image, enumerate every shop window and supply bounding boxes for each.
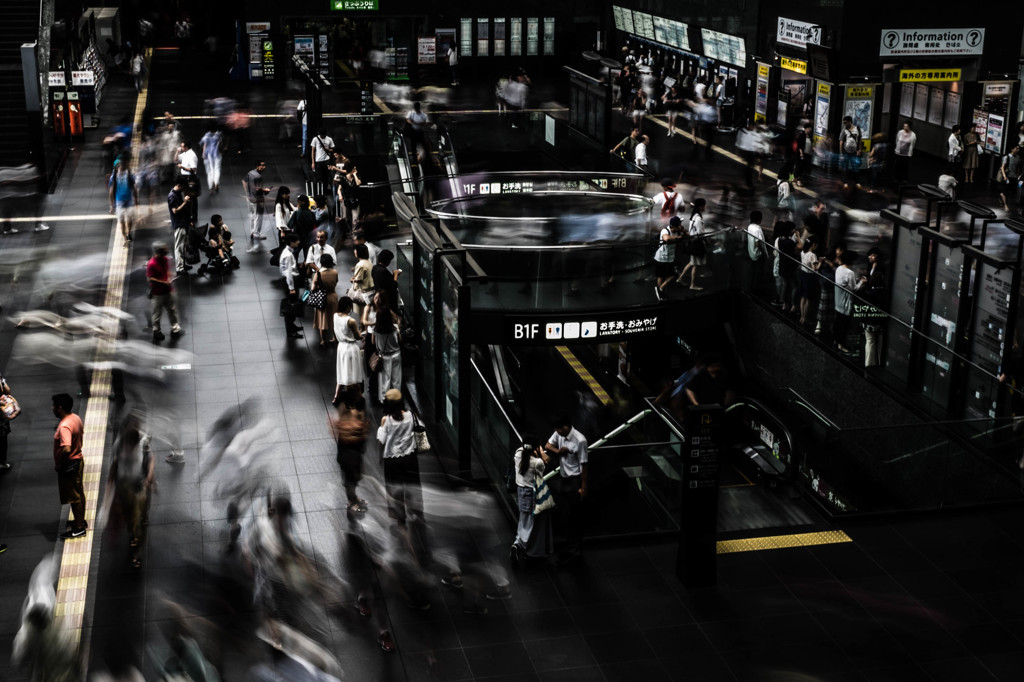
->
[543,17,555,56]
[526,17,539,56]
[494,18,506,57]
[510,18,522,56]
[477,18,490,57]
[460,18,473,56]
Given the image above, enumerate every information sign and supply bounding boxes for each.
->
[880,28,984,57]
[780,57,807,74]
[900,69,962,83]
[677,404,722,587]
[777,17,822,49]
[330,0,378,9]
[506,311,660,344]
[417,36,436,64]
[49,72,66,87]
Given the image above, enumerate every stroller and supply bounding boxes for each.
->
[191,223,240,276]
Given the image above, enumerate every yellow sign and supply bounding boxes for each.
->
[846,86,873,99]
[899,68,961,82]
[818,82,830,96]
[780,57,807,74]
[758,64,770,77]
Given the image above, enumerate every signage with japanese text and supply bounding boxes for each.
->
[880,28,984,56]
[330,0,378,9]
[71,71,95,86]
[777,17,821,49]
[245,21,271,33]
[507,312,660,344]
[780,56,807,74]
[899,69,961,83]
[417,36,436,64]
[48,72,66,87]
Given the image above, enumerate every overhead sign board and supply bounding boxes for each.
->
[777,17,821,49]
[245,21,271,33]
[508,311,660,344]
[780,57,807,74]
[899,68,961,83]
[880,28,984,56]
[330,0,378,9]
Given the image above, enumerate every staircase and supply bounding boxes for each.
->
[0,1,41,167]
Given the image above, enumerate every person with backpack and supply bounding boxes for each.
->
[108,158,138,246]
[654,215,685,299]
[651,179,685,220]
[838,116,862,191]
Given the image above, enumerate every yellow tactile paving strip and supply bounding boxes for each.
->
[716,529,853,554]
[555,345,612,406]
[53,48,151,645]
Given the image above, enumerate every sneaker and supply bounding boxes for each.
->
[171,327,183,338]
[654,286,663,301]
[356,597,372,617]
[690,285,704,291]
[166,452,186,464]
[34,224,51,232]
[378,630,396,653]
[0,462,11,471]
[441,575,463,589]
[5,227,19,234]
[0,543,7,553]
[61,527,86,539]
[246,246,260,253]
[485,586,512,601]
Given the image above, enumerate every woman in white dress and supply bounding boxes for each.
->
[333,296,364,405]
[274,186,295,245]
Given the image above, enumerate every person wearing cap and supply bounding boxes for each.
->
[652,179,685,221]
[654,215,685,299]
[510,435,553,563]
[377,389,421,526]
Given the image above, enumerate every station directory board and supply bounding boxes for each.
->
[612,5,634,34]
[631,11,655,40]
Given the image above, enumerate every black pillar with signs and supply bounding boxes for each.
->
[676,403,722,587]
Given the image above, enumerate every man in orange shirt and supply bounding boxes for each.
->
[52,394,86,539]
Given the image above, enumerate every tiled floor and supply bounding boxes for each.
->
[1,51,1023,682]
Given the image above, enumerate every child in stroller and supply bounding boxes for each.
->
[196,214,240,275]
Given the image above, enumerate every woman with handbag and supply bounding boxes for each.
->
[0,371,16,471]
[373,297,402,404]
[348,243,374,314]
[312,253,339,347]
[510,434,554,563]
[376,389,422,526]
[677,198,708,291]
[332,296,364,405]
[273,186,295,246]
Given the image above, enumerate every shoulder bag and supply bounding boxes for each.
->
[306,273,327,310]
[533,472,556,515]
[0,393,20,421]
[412,413,430,452]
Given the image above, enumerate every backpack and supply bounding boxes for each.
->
[659,192,679,219]
[843,126,861,155]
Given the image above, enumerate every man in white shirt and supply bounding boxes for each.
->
[406,102,429,161]
[176,140,198,178]
[447,45,459,85]
[279,231,304,339]
[310,128,335,186]
[545,418,589,560]
[893,121,917,186]
[305,229,337,275]
[296,99,307,154]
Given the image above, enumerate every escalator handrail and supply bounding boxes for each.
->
[724,397,798,469]
[470,357,522,445]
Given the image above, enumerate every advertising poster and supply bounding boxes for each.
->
[814,82,831,143]
[973,108,989,138]
[899,82,914,118]
[293,35,314,57]
[944,91,960,129]
[417,36,436,64]
[913,83,928,120]
[928,88,944,125]
[755,64,769,123]
[844,85,873,151]
[985,113,1004,154]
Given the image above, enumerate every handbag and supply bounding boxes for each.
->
[0,393,20,421]
[57,458,80,476]
[279,297,304,318]
[306,274,326,310]
[412,414,430,452]
[533,473,556,515]
[368,351,382,373]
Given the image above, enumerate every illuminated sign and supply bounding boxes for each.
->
[508,313,660,343]
[780,57,807,74]
[899,68,961,83]
[880,28,984,56]
[777,17,821,49]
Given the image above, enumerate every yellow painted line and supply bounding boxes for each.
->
[8,214,121,223]
[554,345,612,406]
[53,47,152,647]
[716,530,852,554]
[334,59,356,79]
[373,94,393,115]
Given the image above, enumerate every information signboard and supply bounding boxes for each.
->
[632,11,654,40]
[964,262,1012,418]
[677,404,721,587]
[777,17,822,49]
[417,36,436,64]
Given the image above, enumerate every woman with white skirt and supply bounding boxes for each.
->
[333,296,364,405]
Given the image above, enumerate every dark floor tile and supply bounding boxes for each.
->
[401,647,472,682]
[463,641,535,679]
[393,616,461,653]
[834,633,909,670]
[568,602,637,634]
[659,653,738,681]
[725,640,855,679]
[512,608,580,640]
[891,626,971,663]
[759,546,833,583]
[610,571,676,604]
[945,621,1022,658]
[452,611,522,648]
[916,594,995,629]
[622,595,693,629]
[859,662,938,682]
[549,570,622,606]
[976,650,1024,681]
[715,551,782,590]
[583,629,656,665]
[642,624,715,658]
[811,543,887,581]
[538,665,607,682]
[920,656,998,682]
[891,569,969,601]
[789,579,865,614]
[601,657,669,682]
[524,635,596,672]
[973,589,1024,621]
[504,576,566,613]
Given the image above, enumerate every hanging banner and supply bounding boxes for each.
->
[880,28,984,57]
[780,57,807,74]
[813,81,831,144]
[777,17,822,50]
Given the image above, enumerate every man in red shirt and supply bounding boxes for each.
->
[52,393,86,539]
[146,241,183,343]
